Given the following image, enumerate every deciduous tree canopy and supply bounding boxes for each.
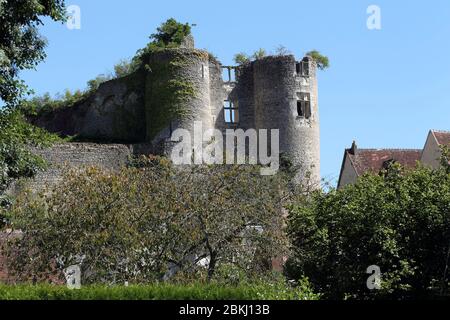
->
[287,159,450,300]
[0,0,66,107]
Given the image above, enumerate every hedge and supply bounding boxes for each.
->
[0,282,320,300]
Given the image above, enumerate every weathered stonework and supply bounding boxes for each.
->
[7,143,132,195]
[145,49,215,147]
[31,70,147,143]
[31,40,321,187]
[252,55,320,184]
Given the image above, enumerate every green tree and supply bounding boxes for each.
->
[440,145,450,173]
[0,0,67,107]
[306,50,329,70]
[113,59,134,78]
[86,74,113,92]
[233,52,250,65]
[252,48,267,60]
[0,108,61,227]
[286,163,450,299]
[7,158,291,284]
[131,18,192,70]
[150,18,191,48]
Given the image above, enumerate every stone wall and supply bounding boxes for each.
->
[146,49,215,152]
[30,48,321,186]
[8,143,132,195]
[31,70,147,143]
[209,59,229,132]
[232,63,255,132]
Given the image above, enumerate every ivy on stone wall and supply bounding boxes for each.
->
[18,19,215,144]
[20,18,193,119]
[146,51,200,140]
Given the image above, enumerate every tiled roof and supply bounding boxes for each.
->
[348,149,422,176]
[432,130,450,146]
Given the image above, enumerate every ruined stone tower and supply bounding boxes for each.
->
[145,52,321,185]
[250,55,320,184]
[145,49,215,154]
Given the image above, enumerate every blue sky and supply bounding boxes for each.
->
[19,0,450,185]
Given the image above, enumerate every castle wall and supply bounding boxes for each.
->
[209,59,229,132]
[7,143,131,195]
[229,64,255,132]
[31,70,147,143]
[28,48,321,186]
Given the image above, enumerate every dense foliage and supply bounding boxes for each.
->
[131,18,192,73]
[233,52,250,65]
[0,279,320,300]
[6,157,292,285]
[0,0,66,107]
[0,109,61,226]
[286,162,450,300]
[252,48,267,60]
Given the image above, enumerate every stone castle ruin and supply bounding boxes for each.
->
[27,36,321,188]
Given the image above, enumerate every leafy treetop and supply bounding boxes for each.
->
[233,53,250,65]
[150,18,192,49]
[287,161,450,300]
[131,18,192,70]
[0,0,67,108]
[306,50,330,70]
[233,49,267,65]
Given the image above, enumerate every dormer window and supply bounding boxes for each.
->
[297,93,311,119]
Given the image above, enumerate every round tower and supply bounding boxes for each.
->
[145,49,214,155]
[253,55,320,186]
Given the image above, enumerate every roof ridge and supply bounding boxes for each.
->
[431,129,450,134]
[356,148,422,152]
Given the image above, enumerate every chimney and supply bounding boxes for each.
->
[350,140,357,155]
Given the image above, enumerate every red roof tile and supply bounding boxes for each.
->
[432,130,450,146]
[348,149,422,176]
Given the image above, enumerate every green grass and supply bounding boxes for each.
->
[0,282,321,300]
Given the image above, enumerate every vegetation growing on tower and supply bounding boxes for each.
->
[233,47,329,70]
[306,50,330,70]
[131,18,193,72]
[19,18,194,117]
